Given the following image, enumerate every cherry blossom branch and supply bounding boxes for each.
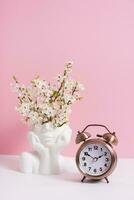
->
[12,62,84,127]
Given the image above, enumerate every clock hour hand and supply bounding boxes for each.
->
[98,154,104,159]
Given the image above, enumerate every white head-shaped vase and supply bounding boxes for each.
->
[20,123,72,175]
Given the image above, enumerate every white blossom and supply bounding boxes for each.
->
[28,111,38,122]
[18,103,30,116]
[12,62,84,127]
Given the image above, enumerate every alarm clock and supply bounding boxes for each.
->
[75,124,118,183]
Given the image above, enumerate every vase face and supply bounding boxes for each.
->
[20,123,72,174]
[33,123,72,148]
[39,129,59,147]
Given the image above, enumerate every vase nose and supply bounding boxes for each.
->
[43,132,53,137]
[41,131,56,141]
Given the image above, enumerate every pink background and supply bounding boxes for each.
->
[0,0,134,158]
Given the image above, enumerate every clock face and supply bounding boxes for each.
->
[79,143,112,176]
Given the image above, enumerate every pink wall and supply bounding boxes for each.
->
[0,0,134,158]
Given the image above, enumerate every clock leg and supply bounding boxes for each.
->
[105,177,109,183]
[81,176,86,182]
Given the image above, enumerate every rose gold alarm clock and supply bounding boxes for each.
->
[75,124,118,183]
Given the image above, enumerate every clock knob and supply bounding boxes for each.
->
[102,132,118,145]
[75,131,91,144]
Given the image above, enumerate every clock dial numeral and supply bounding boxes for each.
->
[94,145,98,150]
[93,168,97,173]
[82,157,85,161]
[84,162,87,166]
[104,152,107,156]
[88,147,92,151]
[89,167,91,171]
[84,152,88,156]
[104,163,108,167]
[105,157,109,162]
[101,148,103,151]
[99,167,103,171]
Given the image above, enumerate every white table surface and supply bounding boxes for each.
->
[0,155,133,200]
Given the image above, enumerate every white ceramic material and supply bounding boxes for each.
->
[20,123,72,174]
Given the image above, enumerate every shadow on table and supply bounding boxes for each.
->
[54,172,103,184]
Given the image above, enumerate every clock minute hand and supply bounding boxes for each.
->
[86,153,94,159]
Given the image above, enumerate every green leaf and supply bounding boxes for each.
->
[53,91,59,97]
